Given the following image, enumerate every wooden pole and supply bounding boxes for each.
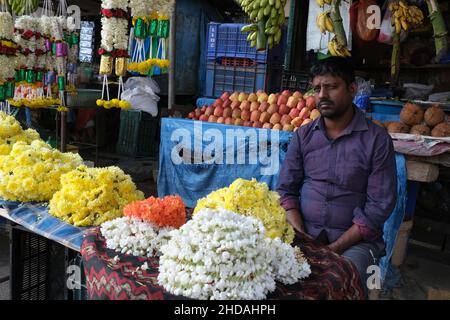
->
[426,0,448,62]
[331,0,347,47]
[168,1,176,111]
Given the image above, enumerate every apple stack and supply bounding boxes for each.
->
[187,90,321,132]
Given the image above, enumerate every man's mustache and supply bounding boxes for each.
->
[319,100,334,107]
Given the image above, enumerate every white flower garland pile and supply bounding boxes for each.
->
[101,217,174,257]
[158,208,311,300]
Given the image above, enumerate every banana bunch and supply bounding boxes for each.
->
[316,11,334,34]
[389,1,425,34]
[238,0,287,48]
[328,37,351,57]
[7,0,39,16]
[316,0,332,8]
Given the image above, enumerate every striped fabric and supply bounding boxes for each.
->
[0,200,89,252]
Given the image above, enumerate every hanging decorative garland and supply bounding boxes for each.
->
[127,0,173,76]
[96,0,131,110]
[0,6,16,114]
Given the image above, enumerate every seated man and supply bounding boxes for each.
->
[277,57,397,294]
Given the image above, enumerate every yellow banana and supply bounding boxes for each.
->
[395,18,401,34]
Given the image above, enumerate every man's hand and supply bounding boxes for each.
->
[327,224,362,255]
[286,209,305,233]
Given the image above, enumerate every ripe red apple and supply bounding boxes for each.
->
[232,108,241,119]
[273,123,282,130]
[306,96,316,111]
[299,107,310,120]
[259,102,269,112]
[214,106,224,117]
[301,118,313,126]
[281,90,292,97]
[205,106,214,117]
[240,101,250,111]
[297,99,306,110]
[214,98,223,107]
[289,108,300,119]
[252,121,263,128]
[280,115,292,126]
[262,123,273,129]
[279,104,290,116]
[250,101,260,112]
[244,120,253,127]
[188,112,195,119]
[201,106,207,113]
[291,117,303,127]
[267,104,279,115]
[277,95,288,106]
[224,117,233,125]
[231,101,241,109]
[234,118,244,126]
[293,91,303,99]
[195,108,202,117]
[270,113,281,125]
[241,109,251,121]
[260,111,271,123]
[199,115,208,121]
[223,107,232,118]
[223,99,232,109]
[220,92,230,101]
[217,117,225,124]
[208,115,218,122]
[250,110,262,122]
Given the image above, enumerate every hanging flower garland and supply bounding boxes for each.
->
[0,11,16,114]
[128,0,172,76]
[97,0,131,110]
[158,208,311,300]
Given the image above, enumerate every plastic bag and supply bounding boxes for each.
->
[356,0,379,42]
[378,1,408,45]
[403,83,434,100]
[121,77,160,117]
[353,77,372,112]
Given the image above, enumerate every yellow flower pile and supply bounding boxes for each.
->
[0,140,83,202]
[194,178,295,244]
[0,111,42,155]
[49,165,145,227]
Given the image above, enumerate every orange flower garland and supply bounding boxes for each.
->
[124,195,186,229]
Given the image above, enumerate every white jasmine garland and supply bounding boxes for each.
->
[100,17,115,52]
[265,237,311,284]
[0,56,15,80]
[14,16,35,31]
[101,217,174,257]
[113,18,129,50]
[129,0,152,17]
[50,17,63,41]
[158,208,310,300]
[101,0,128,10]
[0,12,14,40]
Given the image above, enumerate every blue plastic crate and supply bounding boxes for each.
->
[370,100,404,115]
[207,22,285,64]
[204,61,268,98]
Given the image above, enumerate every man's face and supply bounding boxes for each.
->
[312,75,357,119]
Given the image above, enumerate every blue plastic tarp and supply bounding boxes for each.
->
[158,118,293,208]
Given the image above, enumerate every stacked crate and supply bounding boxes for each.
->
[204,23,285,98]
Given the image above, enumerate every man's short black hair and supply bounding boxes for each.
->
[310,57,355,85]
